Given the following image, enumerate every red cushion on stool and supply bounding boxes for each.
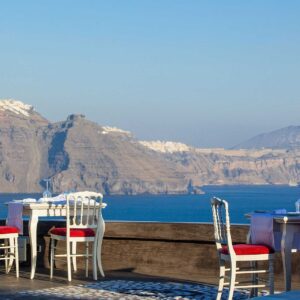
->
[221,244,274,255]
[0,226,19,234]
[50,227,95,237]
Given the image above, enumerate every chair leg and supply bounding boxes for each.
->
[66,240,72,282]
[50,238,54,279]
[4,239,8,273]
[15,237,19,278]
[72,241,77,272]
[97,231,105,277]
[228,260,236,300]
[7,237,14,273]
[216,259,225,300]
[269,259,274,295]
[85,242,89,278]
[92,240,97,281]
[250,261,258,298]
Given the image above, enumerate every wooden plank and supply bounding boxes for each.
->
[105,222,249,243]
[39,222,300,289]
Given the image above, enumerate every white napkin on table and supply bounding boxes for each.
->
[12,198,36,203]
[38,194,102,206]
[38,194,66,203]
[250,210,300,251]
[250,213,276,250]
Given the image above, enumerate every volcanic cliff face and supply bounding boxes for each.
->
[0,100,49,192]
[161,148,300,186]
[0,99,300,194]
[46,114,188,194]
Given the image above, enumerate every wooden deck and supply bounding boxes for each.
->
[0,267,248,299]
[1,220,300,298]
[252,291,300,299]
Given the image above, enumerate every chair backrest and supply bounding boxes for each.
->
[211,197,235,256]
[66,191,104,231]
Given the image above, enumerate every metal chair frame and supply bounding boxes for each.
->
[211,197,274,299]
[50,192,105,281]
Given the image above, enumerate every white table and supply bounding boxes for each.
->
[248,213,300,292]
[22,202,105,279]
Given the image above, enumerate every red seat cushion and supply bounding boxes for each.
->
[221,244,274,255]
[50,227,95,238]
[0,226,19,234]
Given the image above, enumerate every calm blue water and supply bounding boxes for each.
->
[0,185,299,224]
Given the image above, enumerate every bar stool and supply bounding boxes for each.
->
[0,226,19,277]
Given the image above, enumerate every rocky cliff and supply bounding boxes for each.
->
[0,100,189,193]
[0,99,300,194]
[0,100,49,192]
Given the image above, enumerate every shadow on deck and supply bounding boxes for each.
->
[0,267,248,299]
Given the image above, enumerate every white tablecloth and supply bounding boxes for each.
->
[250,212,300,251]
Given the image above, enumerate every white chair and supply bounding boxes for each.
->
[49,192,105,281]
[0,226,19,277]
[211,197,274,300]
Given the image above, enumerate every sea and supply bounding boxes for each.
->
[0,185,299,224]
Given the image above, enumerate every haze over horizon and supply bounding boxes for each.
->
[1,1,299,148]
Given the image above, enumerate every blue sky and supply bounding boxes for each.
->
[0,1,299,148]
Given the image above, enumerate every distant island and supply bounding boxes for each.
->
[0,99,299,194]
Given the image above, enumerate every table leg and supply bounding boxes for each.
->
[281,222,294,291]
[96,217,105,277]
[29,213,38,279]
